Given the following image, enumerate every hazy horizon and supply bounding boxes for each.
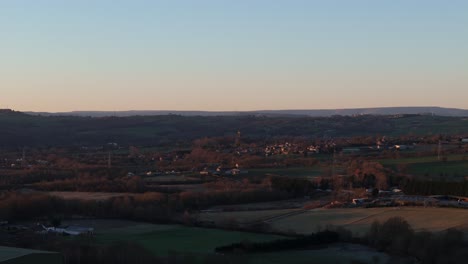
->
[2,0,467,112]
[6,105,468,114]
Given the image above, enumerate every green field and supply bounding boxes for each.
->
[379,155,468,179]
[144,175,199,183]
[198,209,298,225]
[70,219,387,264]
[95,222,284,255]
[407,161,468,179]
[248,245,389,264]
[248,167,325,178]
[379,155,467,165]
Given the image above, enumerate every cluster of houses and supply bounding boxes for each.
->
[350,190,468,209]
[341,143,416,155]
[0,158,51,169]
[265,142,294,156]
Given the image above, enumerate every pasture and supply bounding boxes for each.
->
[271,207,468,235]
[206,198,314,212]
[249,244,389,264]
[199,207,468,236]
[89,220,285,255]
[406,161,468,179]
[66,219,387,264]
[144,175,200,183]
[248,167,324,178]
[48,191,130,201]
[379,154,468,179]
[198,209,298,225]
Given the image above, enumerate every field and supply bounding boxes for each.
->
[206,198,316,212]
[79,220,285,255]
[273,207,468,235]
[248,167,325,178]
[379,154,468,179]
[199,207,468,236]
[144,175,200,183]
[64,219,387,264]
[198,209,298,225]
[48,191,130,201]
[248,244,389,264]
[407,161,468,179]
[379,154,467,165]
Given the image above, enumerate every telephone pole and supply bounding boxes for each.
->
[437,140,441,161]
[21,147,26,168]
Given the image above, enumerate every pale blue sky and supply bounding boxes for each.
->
[1,0,467,111]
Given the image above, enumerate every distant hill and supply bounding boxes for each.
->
[26,107,468,117]
[2,108,468,147]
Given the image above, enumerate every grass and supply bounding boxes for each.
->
[95,222,285,255]
[248,245,389,264]
[407,161,468,179]
[378,154,468,179]
[48,191,130,201]
[144,175,199,182]
[248,167,324,178]
[200,207,468,237]
[198,209,298,224]
[270,207,468,236]
[65,219,388,263]
[379,154,467,165]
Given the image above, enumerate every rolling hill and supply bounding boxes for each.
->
[26,107,468,117]
[1,108,468,147]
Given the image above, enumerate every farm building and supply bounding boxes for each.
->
[40,225,94,236]
[352,198,367,205]
[0,246,62,264]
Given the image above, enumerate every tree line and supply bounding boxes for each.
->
[216,217,468,264]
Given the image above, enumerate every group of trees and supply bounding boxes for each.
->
[216,230,340,253]
[346,160,389,190]
[367,217,468,263]
[269,177,317,196]
[0,185,293,223]
[33,175,146,193]
[397,178,468,196]
[215,217,468,264]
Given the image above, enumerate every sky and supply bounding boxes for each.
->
[1,0,467,112]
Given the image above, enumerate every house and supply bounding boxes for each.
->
[393,145,408,150]
[41,225,94,236]
[461,138,468,143]
[352,198,367,205]
[224,168,248,176]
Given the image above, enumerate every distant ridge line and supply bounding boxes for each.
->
[25,106,468,117]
